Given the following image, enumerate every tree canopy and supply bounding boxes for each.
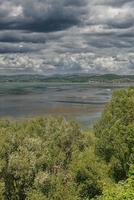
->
[94,88,134,181]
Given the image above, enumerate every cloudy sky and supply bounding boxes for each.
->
[0,0,134,75]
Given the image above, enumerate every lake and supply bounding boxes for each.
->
[0,82,130,127]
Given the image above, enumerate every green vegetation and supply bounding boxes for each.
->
[0,88,134,199]
[0,74,134,83]
[0,117,105,200]
[95,88,134,181]
[97,165,134,200]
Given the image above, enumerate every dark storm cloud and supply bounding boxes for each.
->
[0,0,87,32]
[95,0,133,7]
[0,31,47,43]
[0,44,38,54]
[19,18,79,33]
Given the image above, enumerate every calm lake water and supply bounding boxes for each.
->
[0,82,130,127]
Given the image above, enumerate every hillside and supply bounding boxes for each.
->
[0,74,134,83]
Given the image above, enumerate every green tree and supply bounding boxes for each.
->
[94,88,134,181]
[0,117,85,199]
[96,165,134,200]
[69,137,110,200]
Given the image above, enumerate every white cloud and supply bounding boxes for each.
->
[0,52,133,74]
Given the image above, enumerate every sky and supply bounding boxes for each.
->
[0,0,134,75]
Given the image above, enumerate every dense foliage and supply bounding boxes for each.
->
[97,165,134,200]
[0,88,134,199]
[0,117,107,200]
[95,88,134,181]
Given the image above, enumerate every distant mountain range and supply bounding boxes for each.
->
[0,74,134,83]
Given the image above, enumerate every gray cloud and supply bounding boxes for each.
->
[0,0,86,32]
[0,0,133,74]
